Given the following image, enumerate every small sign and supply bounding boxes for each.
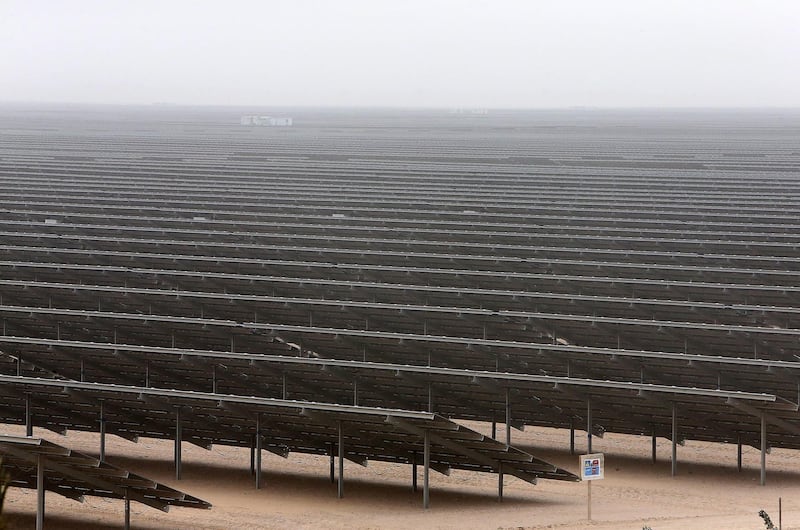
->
[580,453,604,481]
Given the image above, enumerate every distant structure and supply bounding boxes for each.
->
[449,108,489,116]
[240,115,293,126]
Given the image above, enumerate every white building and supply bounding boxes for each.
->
[240,116,293,126]
[449,108,489,116]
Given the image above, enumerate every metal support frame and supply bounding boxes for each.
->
[26,393,33,437]
[505,387,511,446]
[498,462,504,502]
[412,452,418,492]
[586,398,592,453]
[491,420,496,439]
[255,414,262,489]
[337,420,344,499]
[651,429,656,464]
[569,419,575,455]
[671,403,677,477]
[36,454,45,530]
[586,396,594,521]
[761,413,767,486]
[249,435,255,476]
[423,429,430,509]
[329,444,335,483]
[99,401,106,462]
[175,407,182,480]
[737,435,742,472]
[124,487,131,530]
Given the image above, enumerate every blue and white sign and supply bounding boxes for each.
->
[580,453,604,481]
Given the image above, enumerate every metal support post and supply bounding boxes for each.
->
[491,420,496,439]
[175,407,182,480]
[423,429,430,509]
[124,488,131,530]
[36,455,45,530]
[737,435,742,472]
[587,398,592,453]
[249,435,255,476]
[651,430,656,464]
[569,419,575,455]
[505,388,511,446]
[587,481,592,521]
[671,403,677,477]
[329,444,335,483]
[337,420,344,499]
[412,452,418,492]
[761,413,767,486]
[99,401,106,462]
[498,462,504,502]
[255,415,262,489]
[26,393,33,436]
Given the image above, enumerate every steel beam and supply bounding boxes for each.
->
[587,398,592,453]
[423,429,430,509]
[337,420,344,499]
[250,435,255,476]
[26,393,33,436]
[505,388,511,446]
[569,419,575,455]
[99,401,106,462]
[671,403,677,477]
[329,444,335,483]
[175,407,182,480]
[36,454,45,530]
[651,430,656,464]
[761,414,767,486]
[498,462,504,502]
[412,452,418,492]
[124,488,131,530]
[737,435,742,472]
[255,415,262,489]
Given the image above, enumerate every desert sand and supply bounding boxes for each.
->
[2,421,797,529]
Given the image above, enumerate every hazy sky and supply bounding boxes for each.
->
[2,0,798,108]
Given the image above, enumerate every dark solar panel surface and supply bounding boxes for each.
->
[0,434,210,510]
[1,105,799,476]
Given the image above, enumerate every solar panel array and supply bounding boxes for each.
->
[1,105,800,489]
[0,434,210,511]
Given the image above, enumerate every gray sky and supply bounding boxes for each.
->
[2,0,798,108]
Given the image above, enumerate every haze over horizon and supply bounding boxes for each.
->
[2,0,798,109]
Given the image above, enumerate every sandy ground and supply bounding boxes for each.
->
[2,421,798,530]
